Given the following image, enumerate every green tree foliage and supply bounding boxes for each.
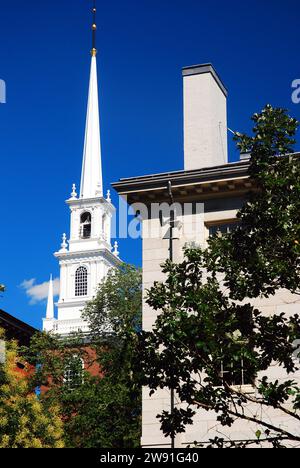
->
[0,329,64,448]
[208,105,300,299]
[77,263,142,448]
[27,264,142,448]
[139,105,300,448]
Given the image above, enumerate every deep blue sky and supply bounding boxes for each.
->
[0,0,299,329]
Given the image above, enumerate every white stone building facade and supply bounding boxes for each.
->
[113,64,300,447]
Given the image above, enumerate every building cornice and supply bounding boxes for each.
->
[56,300,87,309]
[113,154,300,205]
[54,248,121,266]
[66,196,115,214]
[112,160,252,205]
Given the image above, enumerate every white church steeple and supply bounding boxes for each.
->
[80,52,103,198]
[80,3,102,199]
[43,1,120,335]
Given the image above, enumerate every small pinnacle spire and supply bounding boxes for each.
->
[71,183,78,199]
[91,0,97,57]
[46,275,54,320]
[106,190,111,203]
[113,241,120,257]
[60,233,68,253]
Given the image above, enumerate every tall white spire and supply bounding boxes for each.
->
[42,2,121,336]
[46,275,54,320]
[80,53,103,199]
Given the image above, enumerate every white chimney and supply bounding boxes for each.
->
[183,64,228,171]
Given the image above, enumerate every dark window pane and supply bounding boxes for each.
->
[80,212,92,239]
[209,222,239,237]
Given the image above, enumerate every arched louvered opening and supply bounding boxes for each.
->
[80,212,92,239]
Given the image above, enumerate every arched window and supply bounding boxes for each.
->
[75,266,88,297]
[64,355,84,390]
[80,212,92,239]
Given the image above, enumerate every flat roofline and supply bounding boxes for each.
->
[113,153,300,188]
[112,154,300,204]
[113,160,249,186]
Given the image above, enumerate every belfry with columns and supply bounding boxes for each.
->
[43,4,120,335]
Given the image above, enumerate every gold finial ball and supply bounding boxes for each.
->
[91,48,97,57]
[92,23,97,30]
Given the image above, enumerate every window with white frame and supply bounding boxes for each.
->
[75,266,88,297]
[218,309,255,387]
[208,221,239,238]
[219,356,254,387]
[64,355,84,390]
[206,222,254,387]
